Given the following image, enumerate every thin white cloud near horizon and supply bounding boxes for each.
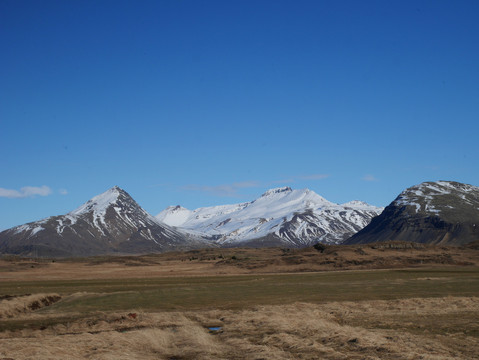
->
[181,181,260,197]
[0,185,52,199]
[362,175,378,182]
[270,173,330,185]
[181,174,330,198]
[298,174,330,180]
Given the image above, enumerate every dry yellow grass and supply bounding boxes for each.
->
[0,296,478,359]
[0,293,61,319]
[1,243,478,281]
[1,246,478,359]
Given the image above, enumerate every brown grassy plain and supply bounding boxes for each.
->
[1,242,478,359]
[1,242,478,281]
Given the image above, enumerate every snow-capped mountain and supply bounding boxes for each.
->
[0,186,207,257]
[157,187,383,246]
[345,181,479,245]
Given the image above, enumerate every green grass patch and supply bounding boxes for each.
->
[1,267,478,316]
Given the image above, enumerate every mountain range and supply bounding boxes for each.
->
[0,180,477,257]
[157,187,382,246]
[0,186,381,256]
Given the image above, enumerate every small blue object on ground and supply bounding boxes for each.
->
[208,327,222,331]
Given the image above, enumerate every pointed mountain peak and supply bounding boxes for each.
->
[108,185,130,196]
[170,205,187,211]
[258,187,332,206]
[261,187,293,197]
[159,205,190,214]
[69,186,135,217]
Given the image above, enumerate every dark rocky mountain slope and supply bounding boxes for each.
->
[345,181,479,246]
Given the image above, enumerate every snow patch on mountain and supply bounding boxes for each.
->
[157,206,193,227]
[394,181,479,215]
[341,200,376,209]
[71,186,121,216]
[30,226,45,237]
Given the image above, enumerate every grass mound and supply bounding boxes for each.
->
[0,294,61,319]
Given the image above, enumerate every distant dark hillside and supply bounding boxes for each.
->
[345,181,479,246]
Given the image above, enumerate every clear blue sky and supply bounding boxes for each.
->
[1,0,478,230]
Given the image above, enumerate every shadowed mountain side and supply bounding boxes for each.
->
[346,181,479,246]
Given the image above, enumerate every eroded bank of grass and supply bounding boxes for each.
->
[0,293,61,319]
[0,297,478,359]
